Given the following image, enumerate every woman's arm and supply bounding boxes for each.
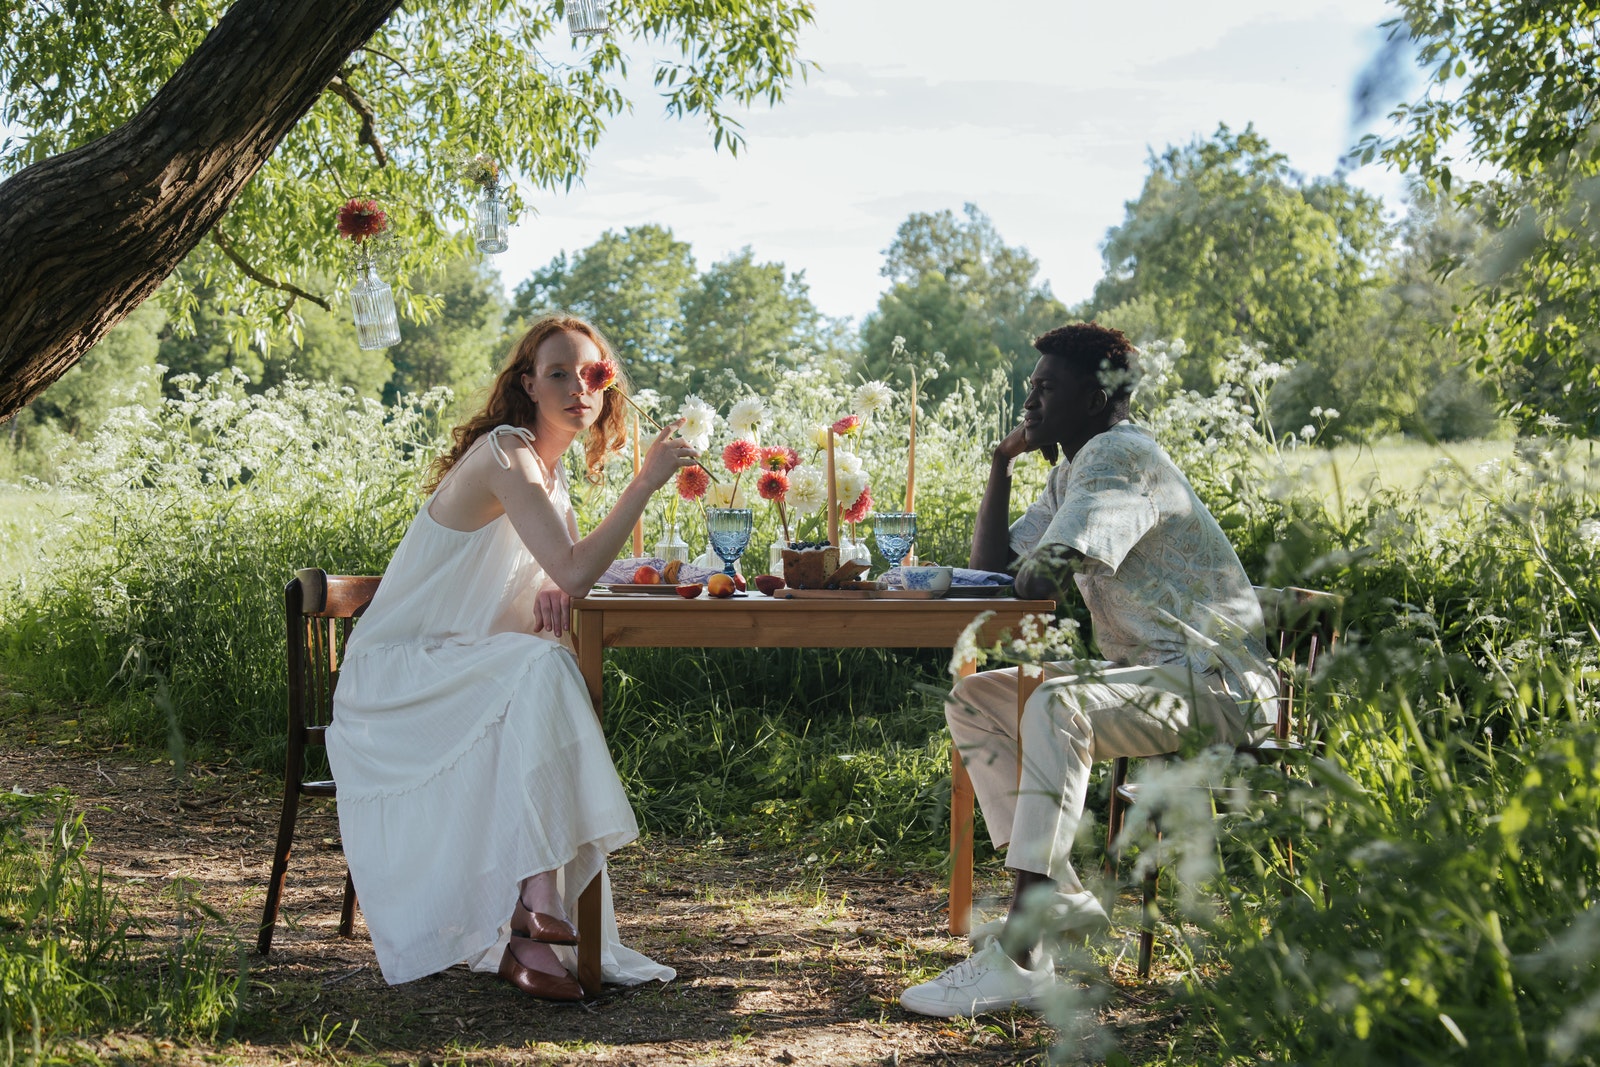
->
[492,423,694,595]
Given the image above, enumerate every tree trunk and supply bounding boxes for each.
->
[0,0,402,421]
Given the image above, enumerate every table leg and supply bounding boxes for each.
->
[570,605,605,993]
[577,873,602,996]
[949,659,975,937]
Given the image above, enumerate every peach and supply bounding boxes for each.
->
[674,583,703,598]
[753,574,785,597]
[634,565,662,585]
[706,573,737,598]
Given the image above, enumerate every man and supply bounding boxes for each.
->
[899,322,1276,1018]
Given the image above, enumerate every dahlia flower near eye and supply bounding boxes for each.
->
[843,486,873,524]
[760,445,799,472]
[832,414,862,436]
[677,464,710,501]
[757,470,789,501]
[337,198,388,241]
[580,359,617,393]
[722,438,759,474]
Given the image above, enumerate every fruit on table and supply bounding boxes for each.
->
[752,574,785,596]
[706,573,737,598]
[634,565,662,584]
[674,583,703,598]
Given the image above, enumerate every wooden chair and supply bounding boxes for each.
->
[257,568,381,955]
[1103,586,1341,977]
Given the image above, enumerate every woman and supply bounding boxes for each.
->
[326,315,696,999]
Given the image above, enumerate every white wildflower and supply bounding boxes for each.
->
[1323,408,1340,420]
[1537,413,1564,429]
[707,482,747,508]
[1579,518,1600,549]
[1310,406,1323,418]
[678,395,716,450]
[1300,425,1316,440]
[949,611,997,677]
[837,468,869,505]
[852,380,895,416]
[727,396,766,440]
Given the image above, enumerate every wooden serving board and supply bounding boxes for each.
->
[606,584,681,595]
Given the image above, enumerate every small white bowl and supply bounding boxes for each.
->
[900,565,953,593]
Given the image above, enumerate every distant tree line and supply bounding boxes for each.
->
[5,118,1580,479]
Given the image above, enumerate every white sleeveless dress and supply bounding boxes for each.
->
[326,425,674,987]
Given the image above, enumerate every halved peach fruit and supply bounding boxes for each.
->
[674,583,703,598]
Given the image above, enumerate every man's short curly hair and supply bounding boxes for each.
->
[1033,322,1139,401]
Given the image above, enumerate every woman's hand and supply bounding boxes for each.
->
[639,418,700,490]
[533,584,572,638]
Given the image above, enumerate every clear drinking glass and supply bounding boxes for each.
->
[873,511,917,569]
[704,507,753,578]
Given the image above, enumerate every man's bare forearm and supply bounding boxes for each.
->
[970,450,1017,572]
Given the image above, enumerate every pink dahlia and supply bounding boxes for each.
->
[831,414,861,436]
[759,445,800,472]
[676,464,710,501]
[722,438,759,474]
[757,470,790,501]
[843,486,873,524]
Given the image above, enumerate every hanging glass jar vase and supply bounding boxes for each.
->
[566,0,610,37]
[473,185,508,254]
[350,260,401,350]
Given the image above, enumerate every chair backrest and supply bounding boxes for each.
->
[286,568,381,752]
[1253,586,1341,744]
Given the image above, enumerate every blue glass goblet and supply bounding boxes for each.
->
[873,511,917,570]
[704,507,754,578]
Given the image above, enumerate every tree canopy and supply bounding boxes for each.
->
[859,204,1066,403]
[1360,0,1600,432]
[1090,124,1389,391]
[0,0,815,419]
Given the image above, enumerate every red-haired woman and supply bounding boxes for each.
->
[327,315,695,999]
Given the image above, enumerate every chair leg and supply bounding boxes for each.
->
[1103,756,1129,880]
[1138,831,1160,980]
[258,785,302,955]
[949,745,975,937]
[338,868,358,938]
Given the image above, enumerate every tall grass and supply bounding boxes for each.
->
[0,790,240,1063]
[1,346,1597,1063]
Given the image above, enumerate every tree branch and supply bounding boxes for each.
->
[210,230,332,312]
[328,73,388,167]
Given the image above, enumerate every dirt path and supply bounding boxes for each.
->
[2,724,1184,1065]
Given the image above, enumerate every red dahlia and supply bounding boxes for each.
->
[580,359,618,393]
[843,487,872,524]
[676,464,710,501]
[722,438,759,474]
[757,470,789,501]
[337,198,388,241]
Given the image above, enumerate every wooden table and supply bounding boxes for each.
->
[567,590,1053,995]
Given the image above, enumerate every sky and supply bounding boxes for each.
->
[504,0,1414,325]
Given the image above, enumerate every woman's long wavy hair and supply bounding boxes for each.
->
[424,315,633,492]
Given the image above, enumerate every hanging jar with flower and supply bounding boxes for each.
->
[460,152,508,254]
[566,0,610,37]
[338,197,400,350]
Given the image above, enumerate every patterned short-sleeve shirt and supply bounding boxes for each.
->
[1009,422,1277,721]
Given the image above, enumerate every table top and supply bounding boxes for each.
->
[569,591,1056,649]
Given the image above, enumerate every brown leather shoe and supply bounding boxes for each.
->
[511,901,579,945]
[497,943,583,1001]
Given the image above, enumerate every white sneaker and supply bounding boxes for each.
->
[899,942,1055,1018]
